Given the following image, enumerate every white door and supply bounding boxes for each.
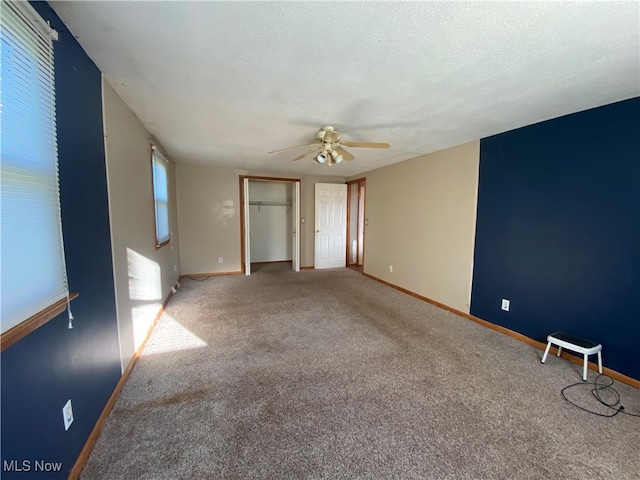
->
[314,183,348,269]
[243,177,251,275]
[292,181,300,272]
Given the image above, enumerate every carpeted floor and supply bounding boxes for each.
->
[81,265,640,479]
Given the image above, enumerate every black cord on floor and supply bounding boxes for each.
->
[561,374,640,418]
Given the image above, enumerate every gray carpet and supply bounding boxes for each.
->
[81,265,640,479]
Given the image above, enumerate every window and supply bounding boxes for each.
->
[0,1,72,342]
[152,146,171,248]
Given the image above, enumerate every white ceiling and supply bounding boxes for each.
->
[50,1,639,177]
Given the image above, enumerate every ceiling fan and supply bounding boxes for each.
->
[268,126,390,166]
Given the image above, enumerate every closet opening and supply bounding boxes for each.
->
[239,176,301,275]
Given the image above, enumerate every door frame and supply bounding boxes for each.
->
[239,175,301,274]
[314,182,349,269]
[346,177,366,267]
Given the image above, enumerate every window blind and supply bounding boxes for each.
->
[152,147,170,245]
[0,1,69,333]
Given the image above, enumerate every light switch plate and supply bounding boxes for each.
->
[501,299,510,311]
[62,399,73,431]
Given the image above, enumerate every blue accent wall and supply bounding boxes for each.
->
[1,3,121,478]
[471,98,640,380]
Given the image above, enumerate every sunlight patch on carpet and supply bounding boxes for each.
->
[142,314,208,356]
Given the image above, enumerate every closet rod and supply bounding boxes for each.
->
[248,201,292,206]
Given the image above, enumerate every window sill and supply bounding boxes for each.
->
[155,239,170,250]
[1,292,79,352]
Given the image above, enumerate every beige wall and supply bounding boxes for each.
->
[102,78,180,372]
[176,164,343,274]
[176,164,242,274]
[362,141,480,313]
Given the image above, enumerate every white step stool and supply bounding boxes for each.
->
[541,332,602,381]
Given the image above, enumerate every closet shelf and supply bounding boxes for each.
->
[249,201,292,212]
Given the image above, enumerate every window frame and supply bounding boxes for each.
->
[151,145,171,249]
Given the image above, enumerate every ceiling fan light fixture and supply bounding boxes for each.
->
[315,153,327,164]
[330,150,344,164]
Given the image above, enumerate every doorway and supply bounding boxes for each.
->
[346,178,366,273]
[240,176,301,275]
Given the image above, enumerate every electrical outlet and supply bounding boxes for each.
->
[218,257,223,264]
[62,399,73,431]
[173,264,177,272]
[389,265,393,273]
[501,299,510,311]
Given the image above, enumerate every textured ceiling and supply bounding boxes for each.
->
[50,1,639,177]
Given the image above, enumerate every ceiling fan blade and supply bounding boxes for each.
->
[341,141,390,149]
[335,146,354,161]
[292,145,322,161]
[268,142,319,154]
